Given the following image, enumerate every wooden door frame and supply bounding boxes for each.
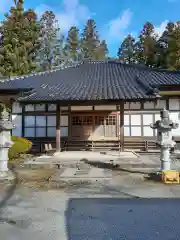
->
[70,111,119,140]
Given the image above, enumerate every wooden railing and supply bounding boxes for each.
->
[64,139,158,152]
[29,139,159,153]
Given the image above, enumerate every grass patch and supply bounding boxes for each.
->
[16,169,55,182]
[11,168,56,189]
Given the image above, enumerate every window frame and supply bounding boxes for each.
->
[24,115,56,137]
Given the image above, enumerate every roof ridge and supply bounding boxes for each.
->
[0,61,83,83]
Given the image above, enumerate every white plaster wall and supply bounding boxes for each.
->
[25,104,34,111]
[123,113,158,137]
[155,100,166,109]
[12,115,22,136]
[71,106,93,111]
[124,102,141,109]
[169,112,180,136]
[48,104,56,111]
[61,115,68,126]
[130,102,141,109]
[169,99,180,110]
[94,105,116,110]
[34,104,46,111]
[12,102,22,113]
[143,100,166,109]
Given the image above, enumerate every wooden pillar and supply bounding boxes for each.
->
[120,101,124,151]
[56,103,61,152]
[68,106,71,139]
[22,104,25,137]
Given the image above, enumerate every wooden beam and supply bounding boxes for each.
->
[20,98,156,106]
[159,91,180,96]
[56,103,61,152]
[120,102,124,151]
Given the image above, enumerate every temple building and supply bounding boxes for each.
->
[0,60,180,152]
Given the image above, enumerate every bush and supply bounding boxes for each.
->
[9,136,32,160]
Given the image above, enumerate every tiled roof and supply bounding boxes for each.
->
[0,60,180,102]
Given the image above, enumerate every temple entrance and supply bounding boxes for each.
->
[71,115,93,140]
[71,113,118,140]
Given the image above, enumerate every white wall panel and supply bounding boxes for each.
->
[169,112,179,121]
[48,104,56,111]
[71,106,92,111]
[35,104,45,111]
[143,127,154,136]
[172,128,180,136]
[144,102,154,109]
[12,115,22,136]
[94,105,116,110]
[131,115,141,125]
[124,103,130,109]
[12,102,22,113]
[155,113,160,121]
[169,99,180,110]
[169,112,180,136]
[130,102,141,109]
[155,100,166,109]
[61,115,68,126]
[61,127,68,137]
[143,114,153,125]
[124,127,130,136]
[25,104,34,111]
[61,106,69,111]
[124,115,130,125]
[131,127,141,136]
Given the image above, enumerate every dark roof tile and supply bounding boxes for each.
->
[0,61,180,102]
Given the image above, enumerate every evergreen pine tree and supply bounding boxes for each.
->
[95,40,109,60]
[64,26,81,63]
[117,34,136,64]
[134,22,157,67]
[36,10,66,71]
[0,0,41,76]
[81,19,106,60]
[174,21,180,69]
[156,22,176,69]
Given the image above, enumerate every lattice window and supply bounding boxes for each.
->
[95,116,104,125]
[82,116,93,125]
[95,115,116,125]
[72,116,93,125]
[72,116,82,125]
[105,115,116,125]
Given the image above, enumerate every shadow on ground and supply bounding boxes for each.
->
[0,166,20,226]
[82,159,152,175]
[144,172,162,182]
[0,166,18,210]
[65,198,180,240]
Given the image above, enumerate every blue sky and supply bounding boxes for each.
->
[1,0,180,57]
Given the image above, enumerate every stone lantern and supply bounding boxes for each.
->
[0,105,14,178]
[150,109,179,171]
[0,87,32,179]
